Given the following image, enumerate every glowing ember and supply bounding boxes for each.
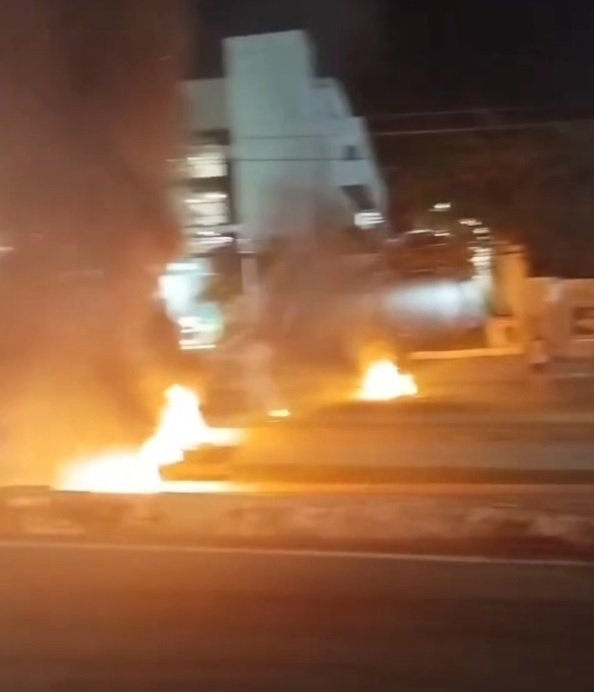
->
[267,408,291,419]
[56,385,230,494]
[359,359,418,401]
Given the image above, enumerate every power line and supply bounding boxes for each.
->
[369,119,594,137]
[367,106,536,119]
[179,118,594,171]
[207,119,593,161]
[224,117,594,145]
[366,103,594,120]
[223,105,594,130]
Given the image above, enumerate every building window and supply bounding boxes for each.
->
[187,144,227,179]
[355,210,383,229]
[344,144,361,161]
[185,191,229,227]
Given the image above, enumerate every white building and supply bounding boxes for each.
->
[161,30,387,349]
[179,30,387,250]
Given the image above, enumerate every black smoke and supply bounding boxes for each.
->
[0,0,189,485]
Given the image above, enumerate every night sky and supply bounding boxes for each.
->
[192,0,594,115]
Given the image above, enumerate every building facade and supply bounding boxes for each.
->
[179,30,387,251]
[161,30,387,349]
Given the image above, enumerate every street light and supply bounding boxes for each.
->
[431,202,452,212]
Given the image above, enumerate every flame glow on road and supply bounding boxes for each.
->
[359,359,418,402]
[56,385,235,494]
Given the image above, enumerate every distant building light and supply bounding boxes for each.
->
[471,245,492,272]
[177,314,221,351]
[355,210,383,229]
[186,144,227,179]
[166,261,200,272]
[434,230,451,237]
[459,218,482,226]
[431,202,452,211]
[408,228,433,235]
[178,315,201,329]
[185,191,229,227]
[203,191,227,201]
[194,236,233,248]
[473,227,490,235]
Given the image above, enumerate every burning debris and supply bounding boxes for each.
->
[359,360,418,402]
[57,385,230,494]
[0,1,191,486]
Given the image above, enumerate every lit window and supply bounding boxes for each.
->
[355,210,383,229]
[186,144,227,179]
[185,191,229,227]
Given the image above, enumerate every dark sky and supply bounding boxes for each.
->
[191,0,594,115]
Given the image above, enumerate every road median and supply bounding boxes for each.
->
[2,483,593,561]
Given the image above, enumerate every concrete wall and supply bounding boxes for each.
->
[493,243,529,320]
[512,276,594,359]
[315,79,387,215]
[555,280,594,357]
[224,31,322,247]
[522,277,557,341]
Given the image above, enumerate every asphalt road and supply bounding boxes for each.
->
[1,541,593,691]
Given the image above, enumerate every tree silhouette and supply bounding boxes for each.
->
[392,123,594,276]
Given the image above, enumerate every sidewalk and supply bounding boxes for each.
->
[411,354,594,411]
[203,359,357,422]
[204,356,594,426]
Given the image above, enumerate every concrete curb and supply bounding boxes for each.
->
[206,402,594,428]
[157,492,594,546]
[299,406,594,426]
[3,487,593,559]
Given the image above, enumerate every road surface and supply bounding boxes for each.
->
[1,540,593,691]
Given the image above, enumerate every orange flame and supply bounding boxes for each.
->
[56,385,235,494]
[359,359,418,401]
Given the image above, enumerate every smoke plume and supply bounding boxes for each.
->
[0,0,188,485]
